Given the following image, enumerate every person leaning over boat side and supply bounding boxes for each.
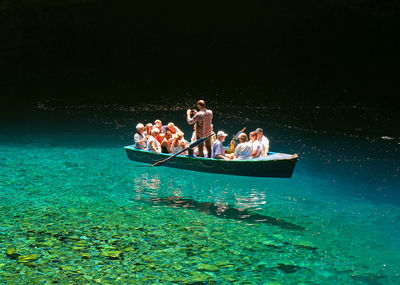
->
[134,123,148,149]
[212,131,233,160]
[160,130,173,153]
[154,119,168,133]
[256,128,270,157]
[172,131,187,154]
[147,128,161,154]
[187,100,213,158]
[250,131,262,158]
[233,133,253,160]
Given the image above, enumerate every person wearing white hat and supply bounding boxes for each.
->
[211,131,232,160]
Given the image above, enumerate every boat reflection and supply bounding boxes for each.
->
[149,196,305,231]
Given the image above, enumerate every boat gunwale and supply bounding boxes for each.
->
[124,145,299,163]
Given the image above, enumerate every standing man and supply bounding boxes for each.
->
[187,100,213,158]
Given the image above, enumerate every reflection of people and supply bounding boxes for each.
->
[187,100,213,158]
[134,123,148,149]
[212,131,233,160]
[147,128,161,154]
[234,133,252,160]
[256,128,269,157]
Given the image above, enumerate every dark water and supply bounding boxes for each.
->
[0,105,399,283]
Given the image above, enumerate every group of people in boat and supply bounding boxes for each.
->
[213,128,269,161]
[134,121,187,154]
[133,100,269,160]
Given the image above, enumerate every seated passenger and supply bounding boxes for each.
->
[143,123,153,136]
[212,131,234,160]
[134,123,148,149]
[147,128,161,154]
[167,122,182,135]
[160,130,173,153]
[210,124,216,146]
[256,128,270,157]
[233,133,252,160]
[172,131,187,154]
[191,124,197,143]
[154,119,168,133]
[152,127,165,144]
[250,131,262,158]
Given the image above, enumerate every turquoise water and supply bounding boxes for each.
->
[0,109,399,284]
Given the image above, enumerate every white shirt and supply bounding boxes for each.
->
[234,142,253,160]
[259,136,269,157]
[147,136,161,153]
[172,139,186,153]
[134,132,147,149]
[252,140,262,158]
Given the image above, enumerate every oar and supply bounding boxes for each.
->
[152,133,214,167]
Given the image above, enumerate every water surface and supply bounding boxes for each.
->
[0,107,399,284]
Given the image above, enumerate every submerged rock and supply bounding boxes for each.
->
[6,249,20,259]
[17,254,39,263]
[197,263,219,271]
[276,263,301,273]
[101,250,123,260]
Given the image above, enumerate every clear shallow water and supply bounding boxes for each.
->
[0,109,399,284]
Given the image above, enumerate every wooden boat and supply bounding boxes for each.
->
[124,145,298,178]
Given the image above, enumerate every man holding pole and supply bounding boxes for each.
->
[187,100,213,158]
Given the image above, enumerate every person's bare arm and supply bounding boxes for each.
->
[151,141,159,154]
[216,154,231,161]
[139,135,148,144]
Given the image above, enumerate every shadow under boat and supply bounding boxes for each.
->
[148,196,305,231]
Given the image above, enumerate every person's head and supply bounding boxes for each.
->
[255,128,263,140]
[136,123,144,133]
[145,123,153,133]
[167,122,176,132]
[249,131,257,141]
[217,131,228,142]
[197,100,206,110]
[165,129,173,139]
[154,119,162,128]
[238,133,248,143]
[151,128,160,136]
[175,131,184,140]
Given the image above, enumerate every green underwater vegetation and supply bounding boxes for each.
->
[0,143,399,284]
